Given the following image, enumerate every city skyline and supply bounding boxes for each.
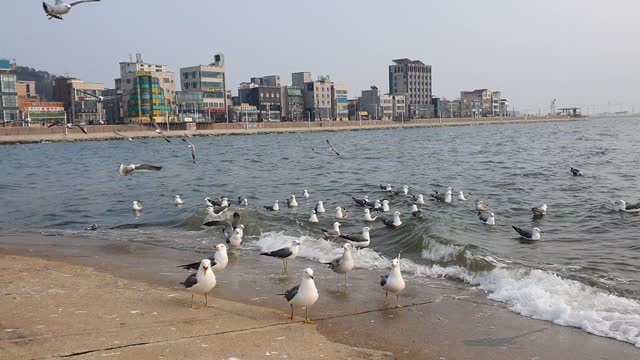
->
[2,0,640,113]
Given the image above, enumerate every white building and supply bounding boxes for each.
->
[179,54,228,122]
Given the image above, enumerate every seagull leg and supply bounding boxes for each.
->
[383,291,389,307]
[283,260,288,273]
[345,273,348,287]
[304,307,313,324]
[205,292,209,307]
[191,294,195,309]
[396,293,402,308]
[290,304,294,321]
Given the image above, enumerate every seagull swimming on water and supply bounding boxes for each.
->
[570,167,584,176]
[237,196,248,206]
[287,195,299,208]
[476,200,489,212]
[174,195,184,205]
[131,200,143,211]
[458,191,470,201]
[380,257,405,308]
[382,211,402,228]
[261,239,301,272]
[264,200,280,211]
[410,204,423,218]
[339,227,371,251]
[325,243,354,286]
[364,208,378,222]
[281,268,319,323]
[118,163,162,176]
[315,201,326,213]
[511,225,543,240]
[322,222,341,239]
[531,204,547,216]
[412,194,425,205]
[224,224,245,248]
[614,200,640,213]
[42,0,101,20]
[335,206,349,219]
[302,190,310,200]
[431,187,453,203]
[352,195,371,207]
[478,212,495,225]
[180,259,216,308]
[309,210,319,223]
[393,185,409,196]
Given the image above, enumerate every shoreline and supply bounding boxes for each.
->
[0,116,584,144]
[0,232,636,359]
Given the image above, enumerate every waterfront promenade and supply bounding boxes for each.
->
[0,116,581,144]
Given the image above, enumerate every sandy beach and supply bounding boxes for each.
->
[0,232,636,360]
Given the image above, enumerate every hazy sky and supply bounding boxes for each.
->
[3,0,639,113]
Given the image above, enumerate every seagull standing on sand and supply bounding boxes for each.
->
[180,259,216,308]
[309,210,319,223]
[364,208,378,222]
[287,195,299,208]
[325,243,355,286]
[531,204,547,216]
[264,200,280,211]
[261,240,301,272]
[570,167,584,176]
[512,226,543,240]
[339,227,371,251]
[178,244,229,273]
[315,201,326,214]
[478,212,495,225]
[174,195,184,205]
[322,222,341,239]
[42,0,101,20]
[380,258,405,308]
[132,200,143,211]
[282,268,319,323]
[382,211,402,228]
[182,138,196,163]
[614,200,640,213]
[335,206,349,219]
[118,163,162,176]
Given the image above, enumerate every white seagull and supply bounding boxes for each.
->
[431,187,453,203]
[381,200,390,212]
[264,200,280,211]
[476,200,489,212]
[458,191,470,201]
[118,163,162,176]
[261,239,301,272]
[178,244,229,273]
[131,200,143,211]
[315,201,326,214]
[182,138,196,163]
[364,208,378,222]
[412,194,425,205]
[180,259,216,308]
[335,206,349,219]
[42,0,101,20]
[512,226,543,240]
[287,195,299,208]
[339,227,371,251]
[478,212,495,225]
[382,211,402,228]
[410,204,423,218]
[614,200,640,213]
[282,268,319,323]
[325,243,355,286]
[174,195,184,205]
[309,210,319,223]
[224,224,245,248]
[322,222,341,239]
[302,190,310,200]
[531,204,548,216]
[380,258,405,308]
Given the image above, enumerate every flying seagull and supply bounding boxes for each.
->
[380,257,405,308]
[261,239,301,272]
[113,130,132,141]
[570,167,584,176]
[325,243,354,286]
[151,122,171,142]
[614,200,640,213]
[280,268,319,323]
[182,138,196,163]
[178,244,228,273]
[118,163,162,176]
[326,139,341,156]
[42,0,101,20]
[180,259,217,308]
[512,225,543,240]
[47,120,87,134]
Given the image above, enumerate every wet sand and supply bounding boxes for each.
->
[0,232,636,359]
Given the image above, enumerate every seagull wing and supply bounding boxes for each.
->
[339,234,366,243]
[326,139,341,156]
[478,213,490,222]
[283,284,300,302]
[134,164,162,172]
[75,124,88,134]
[326,257,341,270]
[47,120,62,128]
[69,0,101,7]
[180,273,198,288]
[178,256,215,271]
[625,202,640,210]
[511,225,532,238]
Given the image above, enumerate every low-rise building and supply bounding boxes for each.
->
[20,101,65,125]
[292,72,333,120]
[53,77,106,124]
[102,89,122,124]
[392,94,406,120]
[282,86,304,121]
[238,80,282,121]
[331,84,348,120]
[179,54,228,122]
[17,80,39,106]
[460,89,502,117]
[0,59,19,124]
[360,86,381,119]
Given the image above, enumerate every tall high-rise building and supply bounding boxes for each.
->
[388,58,432,118]
[179,53,228,122]
[116,53,176,123]
[0,59,18,123]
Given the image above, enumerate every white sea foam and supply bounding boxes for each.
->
[253,231,640,348]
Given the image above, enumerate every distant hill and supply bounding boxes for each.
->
[15,66,60,101]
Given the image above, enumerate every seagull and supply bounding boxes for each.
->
[118,163,162,176]
[381,200,390,212]
[281,268,319,323]
[315,201,326,214]
[113,130,133,141]
[380,183,393,192]
[309,210,319,223]
[322,222,341,239]
[85,224,98,231]
[614,200,640,213]
[412,194,425,205]
[47,120,88,134]
[531,204,547,216]
[512,225,543,240]
[326,139,341,157]
[302,190,310,200]
[178,244,229,273]
[380,257,405,308]
[205,197,228,207]
[325,243,355,286]
[287,195,299,208]
[261,239,301,272]
[264,200,280,211]
[151,122,171,142]
[382,211,402,228]
[237,196,248,206]
[368,199,383,212]
[182,138,196,163]
[458,191,470,201]
[180,259,216,308]
[203,211,240,229]
[174,195,184,205]
[131,200,143,211]
[431,187,453,203]
[339,227,371,251]
[478,212,495,225]
[335,206,349,219]
[224,224,245,248]
[570,167,584,176]
[410,204,423,218]
[204,205,230,221]
[42,0,101,20]
[393,185,409,196]
[364,208,378,222]
[352,195,370,207]
[476,200,489,212]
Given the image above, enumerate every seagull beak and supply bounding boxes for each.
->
[203,266,209,272]
[310,275,314,280]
